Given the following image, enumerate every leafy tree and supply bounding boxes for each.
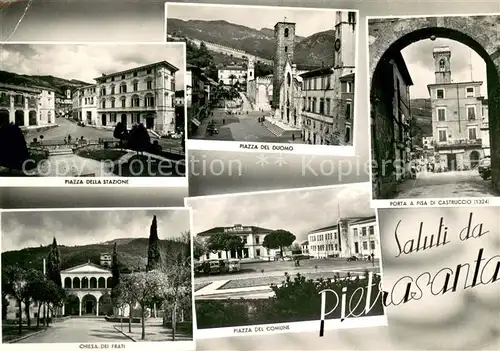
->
[116,279,136,333]
[193,236,206,260]
[229,74,237,86]
[46,237,62,287]
[206,233,244,259]
[126,271,168,340]
[255,62,273,78]
[110,242,121,312]
[2,266,28,335]
[291,243,302,255]
[128,123,151,154]
[146,215,162,272]
[113,121,129,148]
[226,236,244,259]
[263,230,296,259]
[21,269,43,327]
[162,232,192,340]
[0,123,29,171]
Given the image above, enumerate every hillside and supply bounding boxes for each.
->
[1,238,189,274]
[0,70,91,96]
[410,98,432,147]
[167,18,334,66]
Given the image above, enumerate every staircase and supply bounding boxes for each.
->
[263,120,286,137]
[48,148,74,156]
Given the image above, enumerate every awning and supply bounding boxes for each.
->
[191,118,201,127]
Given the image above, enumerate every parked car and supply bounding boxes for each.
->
[478,157,491,180]
[346,256,358,262]
[208,260,220,274]
[228,259,241,273]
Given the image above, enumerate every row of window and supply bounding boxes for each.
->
[310,244,338,252]
[100,95,162,109]
[437,127,480,142]
[105,68,153,82]
[100,79,157,96]
[436,105,482,121]
[303,96,352,119]
[352,225,375,237]
[309,232,337,242]
[435,86,477,99]
[303,76,354,93]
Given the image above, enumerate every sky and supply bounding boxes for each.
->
[0,43,185,89]
[166,3,342,37]
[1,209,190,252]
[1,0,165,42]
[401,38,487,99]
[187,183,374,243]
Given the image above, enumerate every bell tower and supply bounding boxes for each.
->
[433,47,451,84]
[333,11,357,69]
[247,56,255,82]
[272,21,295,109]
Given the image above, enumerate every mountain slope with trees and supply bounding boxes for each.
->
[168,18,334,66]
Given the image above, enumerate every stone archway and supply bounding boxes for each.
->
[98,277,106,289]
[81,294,98,315]
[64,277,72,289]
[98,294,113,316]
[369,15,500,198]
[470,150,481,168]
[0,109,9,126]
[15,110,24,126]
[65,295,80,316]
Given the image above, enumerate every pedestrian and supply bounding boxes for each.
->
[68,135,72,143]
[292,133,295,141]
[64,137,67,144]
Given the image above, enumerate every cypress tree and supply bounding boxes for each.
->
[46,237,62,287]
[110,242,120,303]
[146,215,161,272]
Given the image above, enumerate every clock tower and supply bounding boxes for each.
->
[333,11,356,70]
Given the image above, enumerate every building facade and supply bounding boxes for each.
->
[218,66,247,86]
[428,46,486,170]
[307,216,379,259]
[371,50,414,198]
[299,11,357,146]
[94,61,178,135]
[300,241,309,255]
[186,64,209,136]
[72,85,97,125]
[197,224,277,261]
[0,83,56,127]
[480,99,490,157]
[55,88,73,117]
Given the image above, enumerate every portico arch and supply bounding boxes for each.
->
[64,277,72,289]
[90,277,97,289]
[369,15,500,198]
[82,277,89,289]
[81,294,98,315]
[98,277,106,289]
[0,109,9,126]
[106,277,112,288]
[98,294,113,316]
[14,110,24,126]
[64,294,80,316]
[73,277,80,289]
[28,110,37,126]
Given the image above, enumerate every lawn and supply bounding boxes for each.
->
[194,282,212,292]
[113,154,185,177]
[76,149,128,162]
[218,271,376,290]
[2,324,46,343]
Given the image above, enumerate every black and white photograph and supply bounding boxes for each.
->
[185,183,386,339]
[1,208,195,350]
[369,14,500,204]
[0,42,187,186]
[167,2,358,156]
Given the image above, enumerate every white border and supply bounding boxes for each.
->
[165,2,359,157]
[365,13,500,208]
[184,182,387,337]
[196,315,387,339]
[0,207,195,351]
[0,41,188,187]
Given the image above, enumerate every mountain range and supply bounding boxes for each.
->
[0,70,90,97]
[1,238,188,274]
[167,19,336,67]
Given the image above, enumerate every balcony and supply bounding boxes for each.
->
[97,105,156,112]
[301,110,334,124]
[433,138,483,150]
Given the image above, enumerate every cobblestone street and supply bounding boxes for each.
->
[395,170,499,198]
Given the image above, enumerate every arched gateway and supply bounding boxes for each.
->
[60,262,114,316]
[369,15,500,197]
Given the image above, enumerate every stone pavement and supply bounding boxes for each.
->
[395,170,499,198]
[17,317,129,343]
[114,318,192,342]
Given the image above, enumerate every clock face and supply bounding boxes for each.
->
[335,39,341,52]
